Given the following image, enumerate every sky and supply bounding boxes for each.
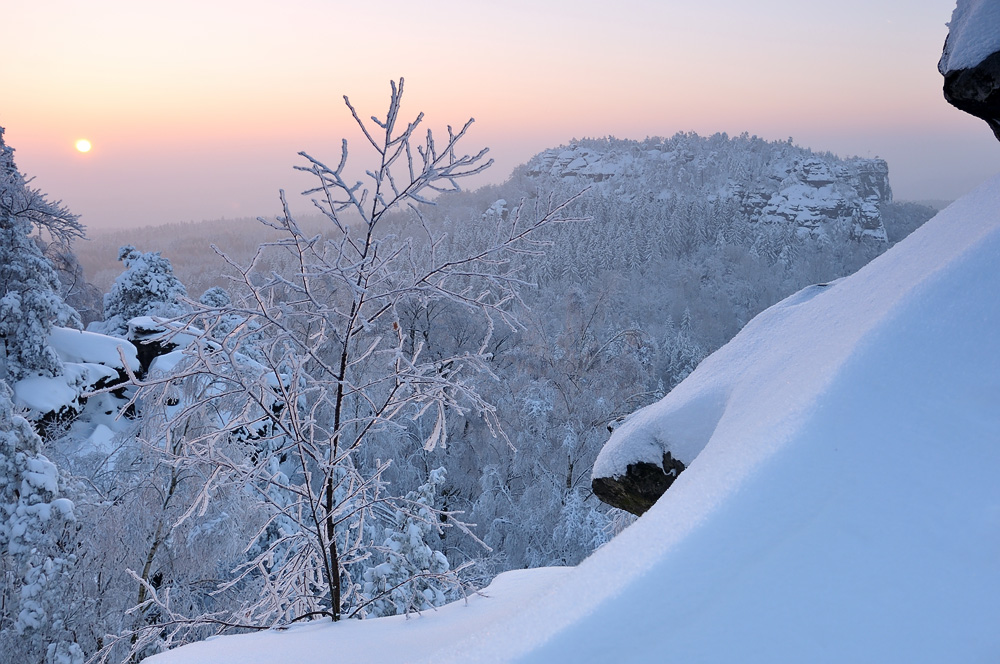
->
[2,0,996,230]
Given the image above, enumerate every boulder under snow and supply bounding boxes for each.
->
[940,0,1000,140]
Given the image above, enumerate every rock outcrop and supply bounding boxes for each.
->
[942,52,1000,140]
[591,451,686,516]
[940,0,1000,141]
[752,157,888,242]
[525,134,891,243]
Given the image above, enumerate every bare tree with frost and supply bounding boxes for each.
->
[110,79,583,652]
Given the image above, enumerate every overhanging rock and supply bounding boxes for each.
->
[940,0,1000,142]
[592,451,685,516]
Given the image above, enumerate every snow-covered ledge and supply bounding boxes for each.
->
[940,0,1000,139]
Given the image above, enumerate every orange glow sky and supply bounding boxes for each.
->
[3,0,997,229]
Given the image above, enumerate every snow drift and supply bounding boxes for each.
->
[151,174,1000,663]
[939,0,1000,74]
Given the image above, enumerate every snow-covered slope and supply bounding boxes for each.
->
[150,174,1000,662]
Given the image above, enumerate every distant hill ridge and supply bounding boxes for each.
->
[524,133,892,242]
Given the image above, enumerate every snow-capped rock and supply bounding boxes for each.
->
[524,134,890,242]
[590,450,685,515]
[940,0,1000,141]
[11,326,139,421]
[527,146,621,181]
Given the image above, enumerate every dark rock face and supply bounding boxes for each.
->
[128,320,180,374]
[942,50,1000,142]
[591,451,686,516]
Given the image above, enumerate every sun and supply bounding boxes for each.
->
[75,139,92,153]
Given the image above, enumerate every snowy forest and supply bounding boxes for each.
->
[0,81,937,663]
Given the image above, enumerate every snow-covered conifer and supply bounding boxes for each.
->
[197,286,266,361]
[198,286,230,309]
[362,468,454,617]
[0,128,81,383]
[550,488,610,564]
[91,245,189,338]
[0,383,81,663]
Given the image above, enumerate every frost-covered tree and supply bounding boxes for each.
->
[91,245,189,338]
[40,238,103,327]
[549,487,612,563]
[361,467,455,617]
[0,383,81,664]
[198,286,229,309]
[0,127,82,383]
[196,286,267,362]
[125,79,583,635]
[464,287,651,573]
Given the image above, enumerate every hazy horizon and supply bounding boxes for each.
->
[3,0,997,230]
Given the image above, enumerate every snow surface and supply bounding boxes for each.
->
[49,326,140,372]
[147,568,573,664]
[939,0,1000,73]
[150,174,1000,663]
[11,327,138,416]
[12,373,80,416]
